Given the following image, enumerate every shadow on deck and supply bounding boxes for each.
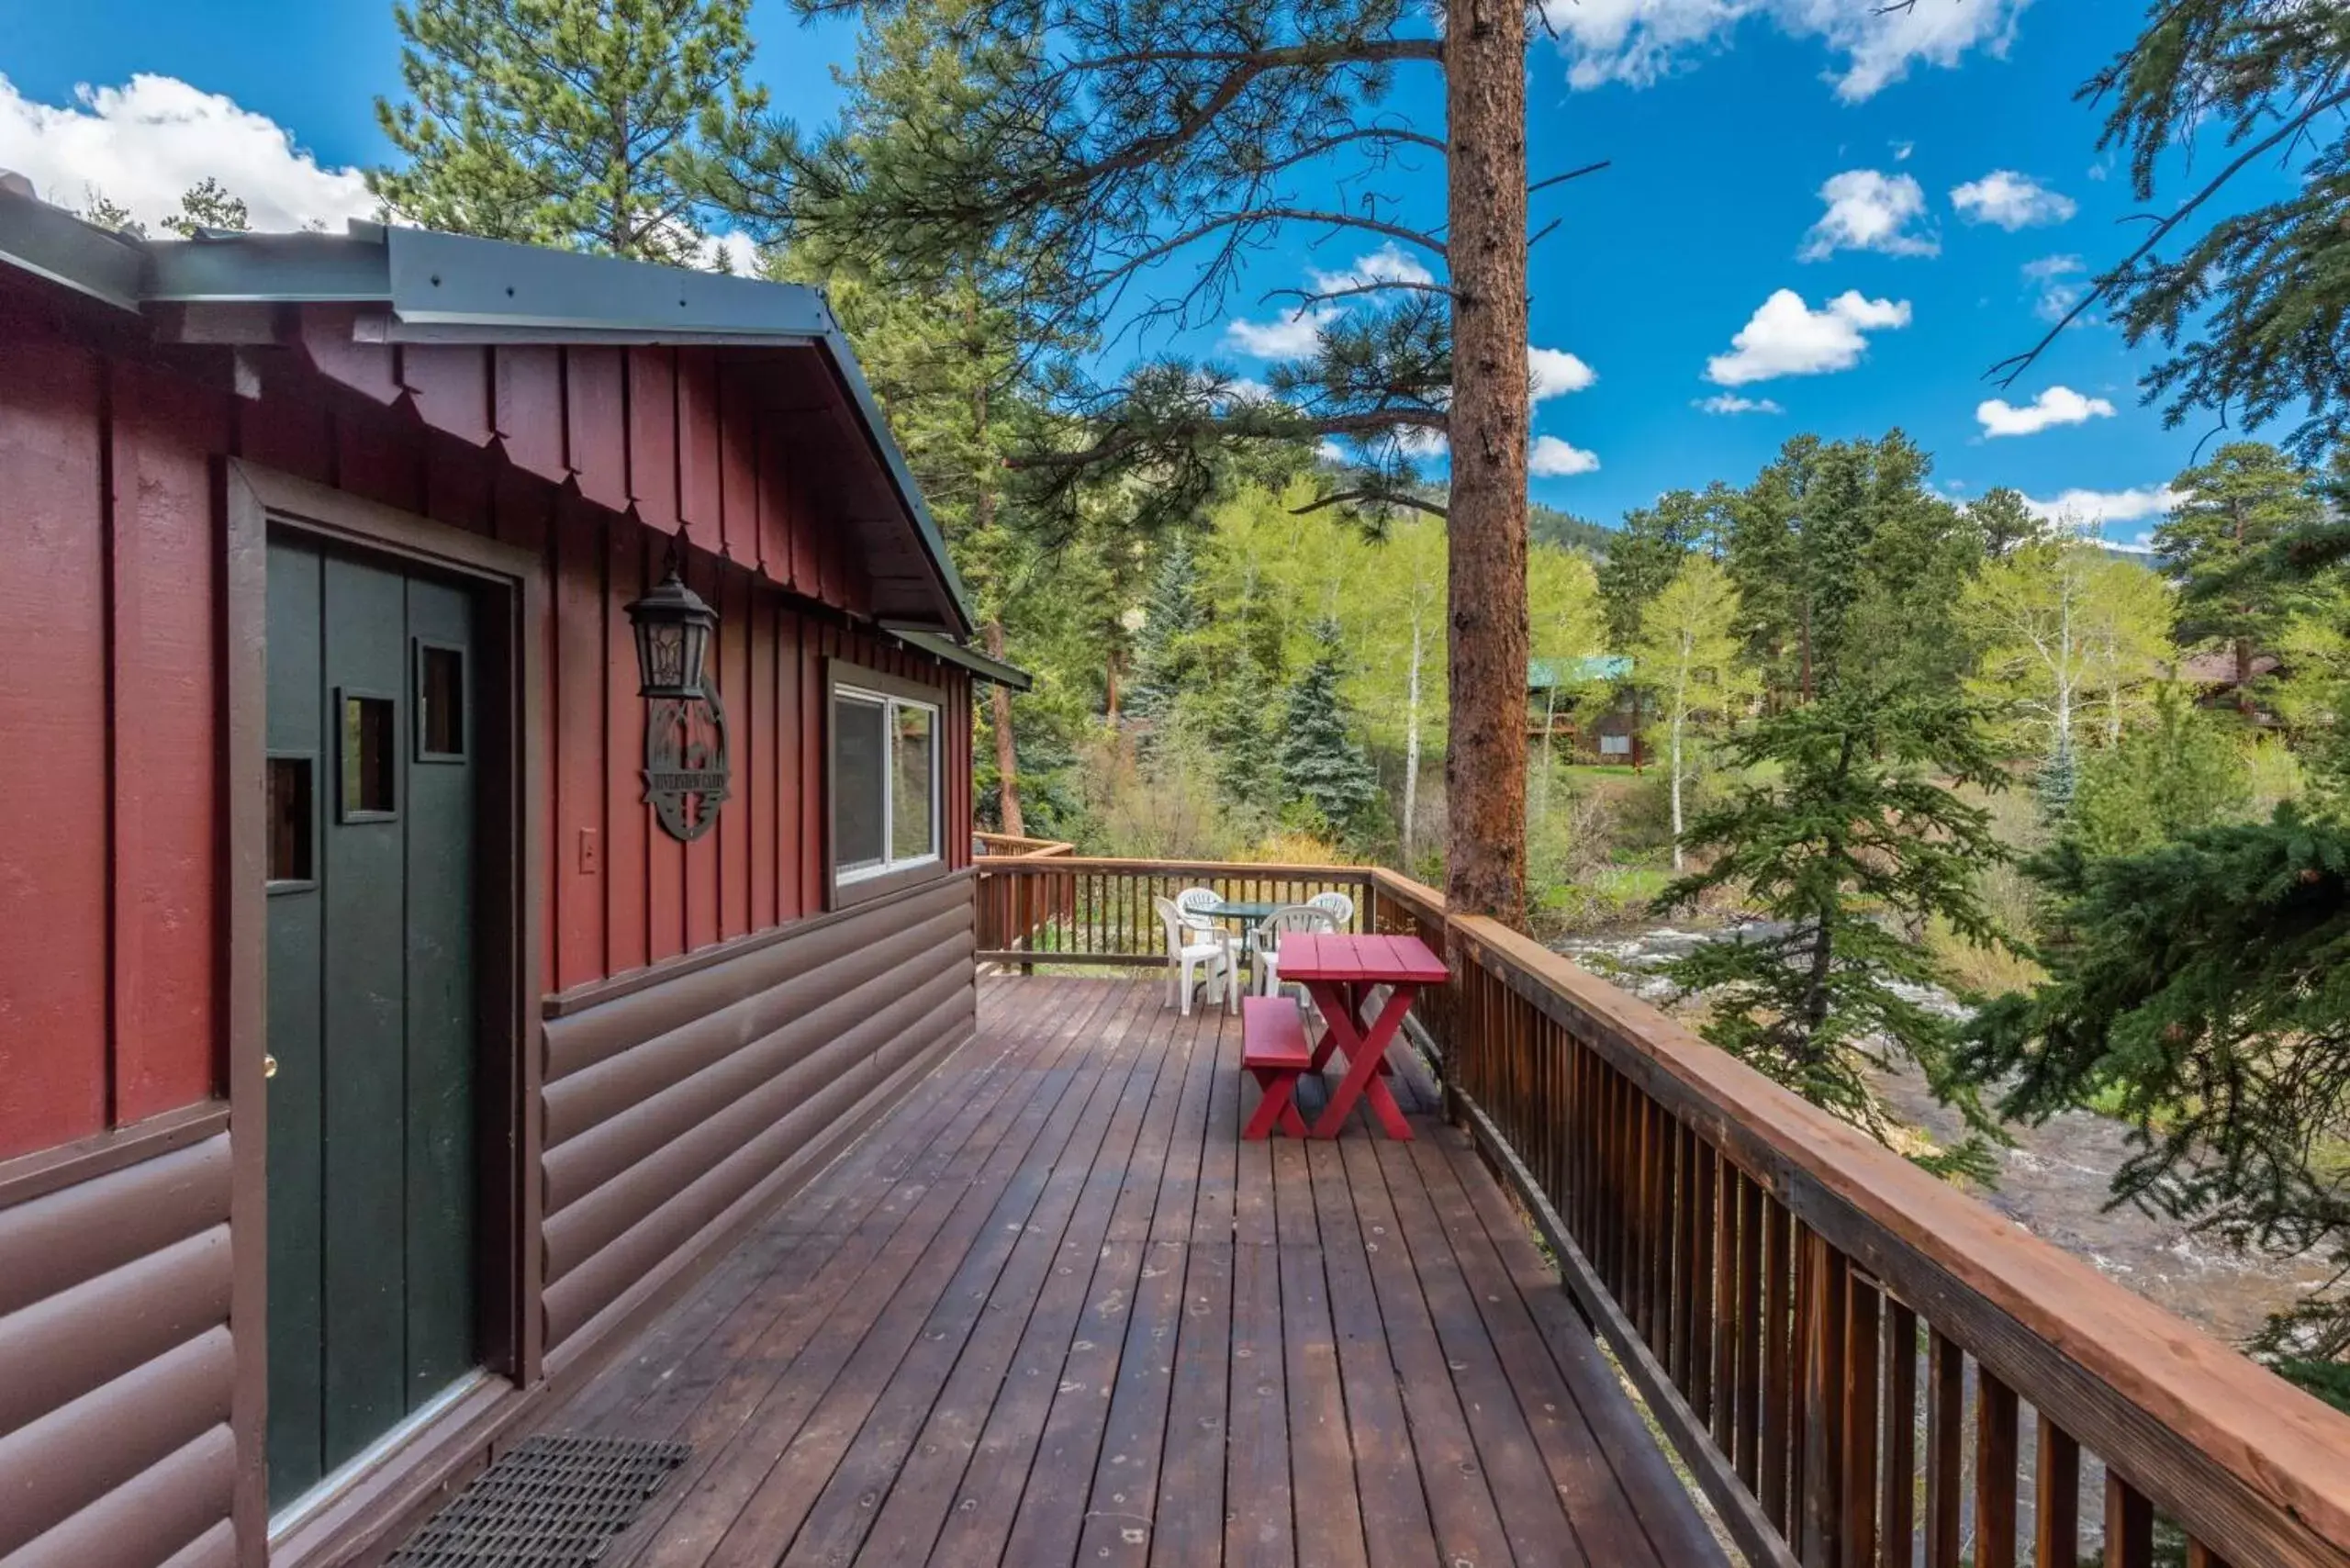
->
[538,974,1725,1568]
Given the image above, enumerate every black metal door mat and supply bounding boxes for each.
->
[386,1434,692,1567]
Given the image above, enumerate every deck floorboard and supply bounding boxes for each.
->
[538,975,1725,1568]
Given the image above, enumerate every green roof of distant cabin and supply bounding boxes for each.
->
[1528,655,1631,689]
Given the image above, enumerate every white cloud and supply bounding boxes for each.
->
[1307,242,1437,296]
[2020,252,2088,324]
[1528,346,1597,402]
[1221,376,1279,406]
[1952,169,2076,230]
[1891,140,1915,162]
[1697,394,1785,415]
[1799,169,1937,261]
[1316,439,1349,465]
[1544,0,2029,103]
[0,72,374,233]
[2020,486,2183,529]
[1224,306,1337,358]
[1397,428,1450,461]
[1705,288,1911,386]
[1530,435,1600,477]
[1976,385,2116,438]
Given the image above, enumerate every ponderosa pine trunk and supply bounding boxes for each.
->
[1442,0,1529,924]
[1403,610,1423,863]
[986,619,1025,837]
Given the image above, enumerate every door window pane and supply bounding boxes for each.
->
[340,693,396,820]
[268,756,314,884]
[891,703,934,860]
[417,644,464,760]
[833,693,887,871]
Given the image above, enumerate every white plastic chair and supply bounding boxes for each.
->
[1252,903,1337,997]
[1306,890,1356,928]
[1176,884,1247,981]
[1153,895,1233,1015]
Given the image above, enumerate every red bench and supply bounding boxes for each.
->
[1241,996,1312,1139]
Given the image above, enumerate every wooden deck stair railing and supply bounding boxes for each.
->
[970,856,2350,1568]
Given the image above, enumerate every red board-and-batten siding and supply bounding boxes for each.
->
[0,313,974,1160]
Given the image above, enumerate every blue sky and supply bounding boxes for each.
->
[0,0,2294,545]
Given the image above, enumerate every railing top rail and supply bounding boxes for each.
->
[972,832,1078,857]
[1449,910,2350,1562]
[976,856,1375,879]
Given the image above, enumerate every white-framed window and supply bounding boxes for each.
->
[832,684,939,884]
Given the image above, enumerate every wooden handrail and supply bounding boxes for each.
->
[972,830,1076,857]
[965,854,2350,1568]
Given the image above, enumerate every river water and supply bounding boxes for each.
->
[1554,924,2334,1346]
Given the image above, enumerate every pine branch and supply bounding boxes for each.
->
[1291,487,1449,520]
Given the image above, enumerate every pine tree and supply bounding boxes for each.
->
[1279,622,1382,844]
[1658,688,2011,1181]
[704,0,1542,922]
[1993,1,2350,461]
[162,177,250,237]
[1204,652,1281,811]
[2155,442,2323,712]
[371,0,763,263]
[1126,532,1206,732]
[1966,809,2350,1401]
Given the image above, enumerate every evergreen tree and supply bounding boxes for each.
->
[2070,685,2253,859]
[1995,1,2350,461]
[1599,486,1728,650]
[161,177,249,237]
[1726,431,1975,706]
[2033,740,2078,828]
[1658,688,2010,1179]
[1126,532,1206,731]
[1966,811,2350,1401]
[1965,486,2045,557]
[2155,442,2323,711]
[703,0,1544,922]
[1203,652,1281,811]
[371,0,763,263]
[1279,622,1382,843]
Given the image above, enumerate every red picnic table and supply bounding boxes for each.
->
[1277,931,1448,1140]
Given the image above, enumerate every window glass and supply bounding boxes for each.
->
[833,692,888,872]
[418,644,464,759]
[341,693,396,819]
[268,756,313,884]
[891,703,935,860]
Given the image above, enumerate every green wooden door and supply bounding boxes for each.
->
[265,540,480,1508]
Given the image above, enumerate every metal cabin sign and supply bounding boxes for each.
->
[643,690,731,842]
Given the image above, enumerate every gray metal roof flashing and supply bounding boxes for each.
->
[0,195,969,633]
[886,627,1035,691]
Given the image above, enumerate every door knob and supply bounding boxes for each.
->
[263,1054,278,1080]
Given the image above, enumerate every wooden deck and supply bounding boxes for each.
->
[543,975,1725,1568]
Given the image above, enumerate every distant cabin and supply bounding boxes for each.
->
[1528,655,1641,764]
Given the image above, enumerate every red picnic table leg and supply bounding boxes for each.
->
[1302,979,1416,1140]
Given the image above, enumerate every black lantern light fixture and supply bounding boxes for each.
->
[625,543,719,700]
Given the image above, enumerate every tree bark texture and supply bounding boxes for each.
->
[1442,0,1530,924]
[986,620,1025,836]
[1404,611,1423,863]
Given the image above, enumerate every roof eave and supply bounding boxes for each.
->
[8,207,974,633]
[886,627,1034,690]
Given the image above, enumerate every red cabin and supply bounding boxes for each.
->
[0,193,1024,1566]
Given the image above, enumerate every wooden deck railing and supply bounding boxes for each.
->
[969,855,2350,1568]
[972,830,1077,857]
[972,856,1375,966]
